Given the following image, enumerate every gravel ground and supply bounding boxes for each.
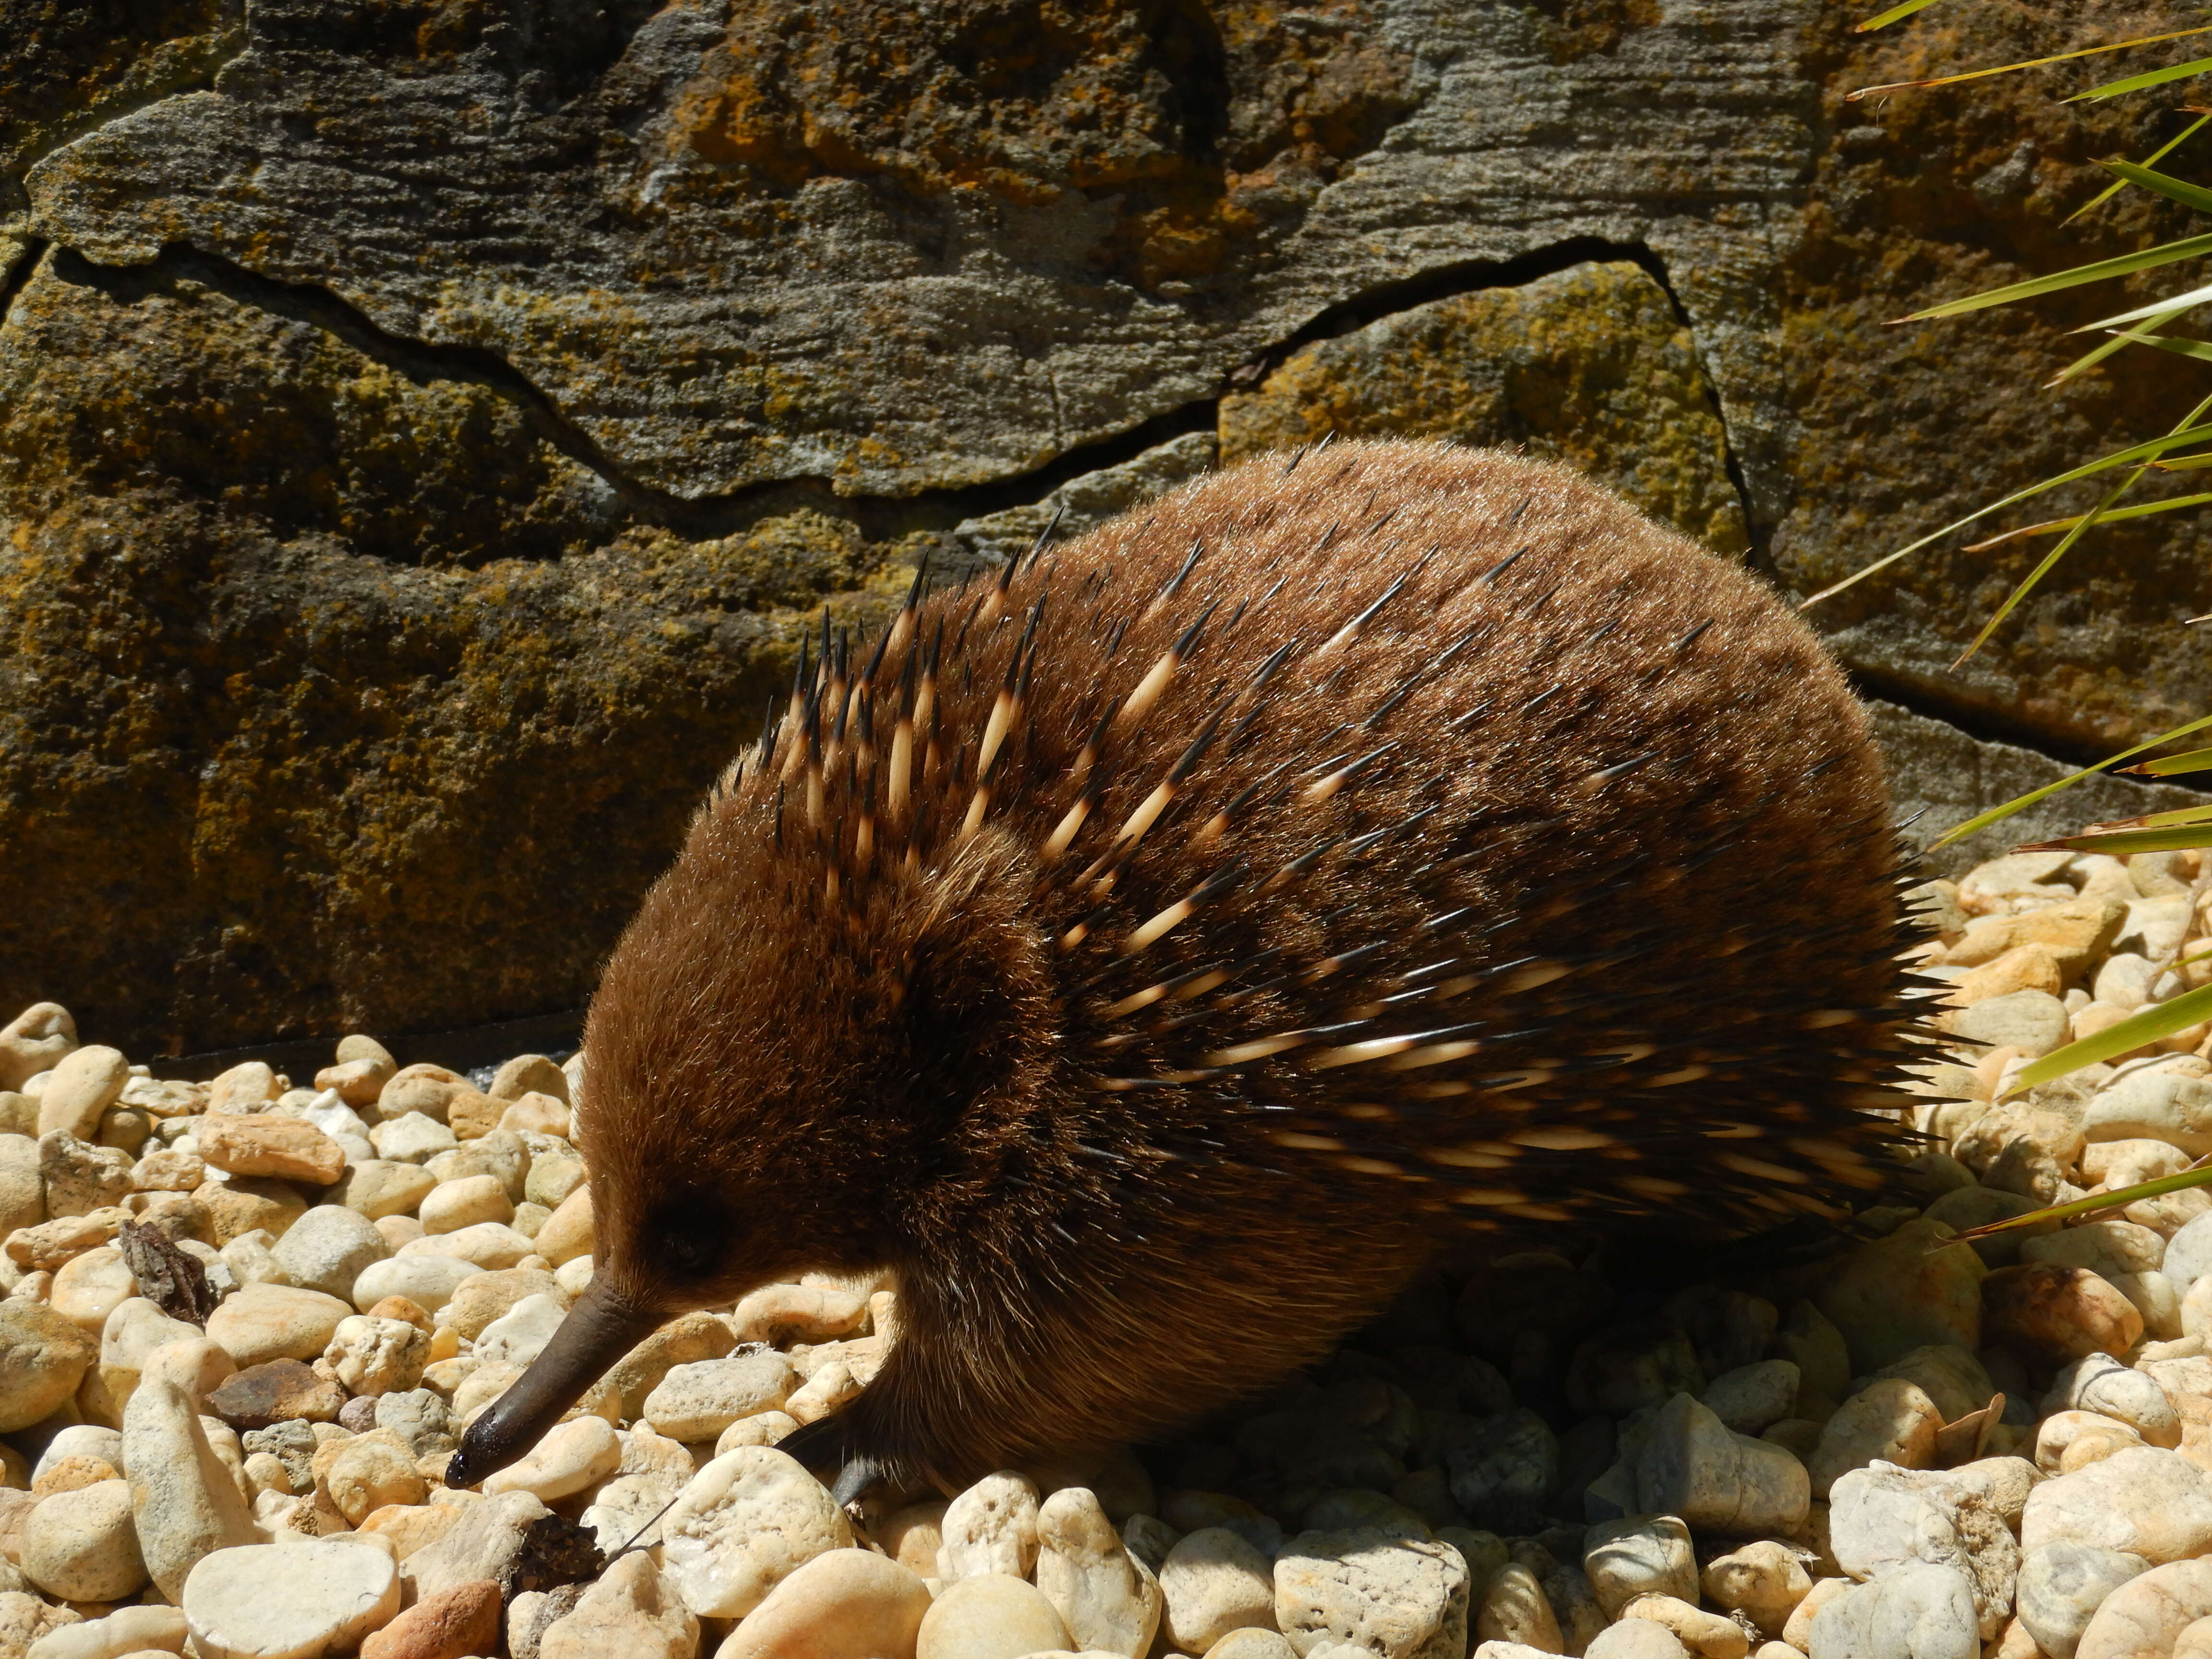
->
[0,847,2206,1659]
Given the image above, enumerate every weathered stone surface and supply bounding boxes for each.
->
[1220,260,1747,555]
[4,0,2210,1042]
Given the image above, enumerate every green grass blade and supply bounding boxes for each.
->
[2073,280,2212,333]
[1902,232,2212,321]
[2115,801,2212,828]
[2005,983,2212,1092]
[1929,707,2212,850]
[1955,388,2212,664]
[2072,55,2212,103]
[1963,493,2212,547]
[2068,113,2212,223]
[1854,26,2212,103]
[1856,0,1944,29]
[2125,745,2212,775]
[1954,482,2129,664]
[2101,159,2212,214]
[2125,330,2212,364]
[1930,1162,2212,1247]
[2022,826,2212,854]
[2050,313,2181,384]
[1802,420,2212,606]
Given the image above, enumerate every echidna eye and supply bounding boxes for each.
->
[643,1190,729,1280]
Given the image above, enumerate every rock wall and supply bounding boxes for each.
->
[2,0,2207,1051]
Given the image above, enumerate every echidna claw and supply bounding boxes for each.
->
[831,1452,886,1506]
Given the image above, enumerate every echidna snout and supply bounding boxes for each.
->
[451,439,1912,1497]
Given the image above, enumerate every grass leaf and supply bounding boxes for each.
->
[1802,420,2212,606]
[1953,388,2212,664]
[2071,55,2212,103]
[2073,280,2212,334]
[2101,159,2212,215]
[1852,26,2212,103]
[1930,1161,2212,1247]
[2123,745,2212,775]
[2068,113,2212,223]
[1903,232,2212,322]
[2019,826,2212,854]
[1962,493,2212,549]
[1928,707,2212,851]
[1856,0,1945,30]
[2004,984,2212,1093]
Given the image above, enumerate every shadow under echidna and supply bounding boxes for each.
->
[448,438,1918,1501]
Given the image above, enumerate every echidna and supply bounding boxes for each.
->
[447,439,1913,1499]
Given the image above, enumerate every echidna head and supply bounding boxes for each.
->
[448,806,1061,1486]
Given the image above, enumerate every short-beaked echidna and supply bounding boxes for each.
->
[447,439,1913,1498]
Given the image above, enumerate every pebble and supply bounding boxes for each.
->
[533,1189,592,1267]
[1703,1359,1801,1435]
[43,1134,134,1220]
[2044,1355,2181,1449]
[401,1488,551,1601]
[472,1293,567,1367]
[370,1113,457,1165]
[49,1246,137,1334]
[2085,1063,2212,1156]
[357,1576,499,1659]
[182,1538,400,1659]
[266,1205,387,1302]
[728,1283,868,1346]
[195,1116,344,1187]
[1619,1594,1747,1659]
[325,1435,427,1525]
[717,1548,933,1659]
[1587,1622,1697,1659]
[1946,989,2071,1057]
[915,1573,1071,1659]
[2075,1557,2212,1659]
[1584,1516,1697,1618]
[207,1359,344,1428]
[539,1551,697,1659]
[1806,1562,1979,1659]
[396,1220,534,1270]
[1637,1392,1810,1531]
[481,1416,621,1503]
[1985,1266,2146,1363]
[24,1601,190,1659]
[330,1163,438,1222]
[659,1446,853,1619]
[1809,1381,1945,1497]
[1815,1220,1987,1375]
[2016,1543,2150,1659]
[0,1004,78,1091]
[641,1353,797,1441]
[1703,1542,1811,1638]
[1158,1527,1277,1653]
[1273,1528,1471,1659]
[206,1284,353,1367]
[324,1315,430,1396]
[418,1175,511,1236]
[36,1048,129,1143]
[20,1479,145,1602]
[122,1339,258,1600]
[2025,1446,2212,1564]
[197,1177,308,1246]
[350,1256,483,1316]
[0,1592,82,1658]
[939,1471,1046,1584]
[1033,1485,1159,1656]
[0,1297,97,1430]
[1478,1562,1566,1652]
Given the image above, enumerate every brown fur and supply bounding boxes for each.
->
[577,440,1910,1493]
